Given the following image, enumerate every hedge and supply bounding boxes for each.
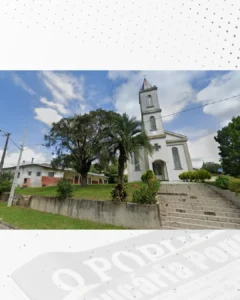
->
[179,169,211,182]
[228,178,240,195]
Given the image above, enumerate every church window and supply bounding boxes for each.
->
[150,116,157,131]
[172,147,182,170]
[134,153,140,171]
[146,95,153,107]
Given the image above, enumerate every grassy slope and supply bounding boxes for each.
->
[15,182,146,201]
[0,202,126,229]
[0,182,146,229]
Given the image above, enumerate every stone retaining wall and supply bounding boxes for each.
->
[0,193,161,229]
[206,184,240,207]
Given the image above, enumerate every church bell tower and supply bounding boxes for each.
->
[139,78,164,137]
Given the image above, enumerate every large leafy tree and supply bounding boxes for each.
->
[104,162,119,184]
[90,162,107,174]
[214,116,240,177]
[104,113,153,188]
[44,109,118,186]
[201,162,222,174]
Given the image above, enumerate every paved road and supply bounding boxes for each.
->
[0,223,10,229]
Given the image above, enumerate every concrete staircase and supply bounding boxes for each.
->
[158,183,240,229]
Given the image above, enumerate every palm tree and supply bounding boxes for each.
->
[104,113,153,189]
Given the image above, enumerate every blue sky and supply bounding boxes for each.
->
[0,71,239,168]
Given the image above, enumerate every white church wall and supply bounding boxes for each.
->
[143,114,164,136]
[127,148,146,182]
[166,144,189,181]
[165,133,186,141]
[148,138,169,163]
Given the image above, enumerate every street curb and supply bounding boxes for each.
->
[0,220,18,229]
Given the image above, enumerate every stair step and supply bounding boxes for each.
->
[161,221,223,230]
[162,210,240,219]
[160,207,240,216]
[161,215,240,224]
[160,200,235,207]
[159,194,223,198]
[162,220,240,229]
[159,195,225,200]
[160,203,239,210]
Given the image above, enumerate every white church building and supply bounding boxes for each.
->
[127,78,193,182]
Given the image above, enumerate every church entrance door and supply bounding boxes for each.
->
[152,160,167,181]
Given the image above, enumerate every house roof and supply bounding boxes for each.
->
[3,164,109,178]
[3,163,53,170]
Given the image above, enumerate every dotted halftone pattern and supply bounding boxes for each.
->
[0,0,240,69]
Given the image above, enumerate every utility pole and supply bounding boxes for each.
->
[8,127,28,207]
[0,131,11,175]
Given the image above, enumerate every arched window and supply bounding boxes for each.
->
[150,116,157,131]
[172,147,182,170]
[134,153,140,171]
[147,95,153,107]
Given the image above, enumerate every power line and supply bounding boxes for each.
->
[143,93,240,123]
[24,143,46,147]
[9,137,21,150]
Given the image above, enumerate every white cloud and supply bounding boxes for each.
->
[220,119,231,127]
[40,71,85,104]
[196,71,240,126]
[34,71,86,125]
[108,71,134,81]
[40,97,69,114]
[34,108,62,127]
[108,71,204,122]
[173,128,210,140]
[12,73,36,95]
[188,133,220,168]
[0,147,51,168]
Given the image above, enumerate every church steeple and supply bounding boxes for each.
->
[141,78,152,90]
[139,79,164,136]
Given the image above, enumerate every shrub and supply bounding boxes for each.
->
[0,171,14,194]
[0,180,12,193]
[141,170,154,182]
[133,178,160,204]
[146,170,154,180]
[179,172,188,181]
[141,172,147,182]
[132,186,157,204]
[0,171,14,182]
[195,169,211,182]
[56,179,73,199]
[188,171,196,182]
[111,184,127,202]
[229,178,240,195]
[148,177,161,194]
[124,174,128,183]
[214,176,231,190]
[179,169,211,182]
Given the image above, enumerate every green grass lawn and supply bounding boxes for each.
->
[15,182,146,201]
[0,182,147,229]
[0,202,126,229]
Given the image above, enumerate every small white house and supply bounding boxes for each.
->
[3,163,109,187]
[3,163,64,187]
[127,78,193,182]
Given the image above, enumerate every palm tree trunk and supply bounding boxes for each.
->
[118,154,126,188]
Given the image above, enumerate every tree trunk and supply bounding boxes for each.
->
[118,154,126,188]
[81,174,88,186]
